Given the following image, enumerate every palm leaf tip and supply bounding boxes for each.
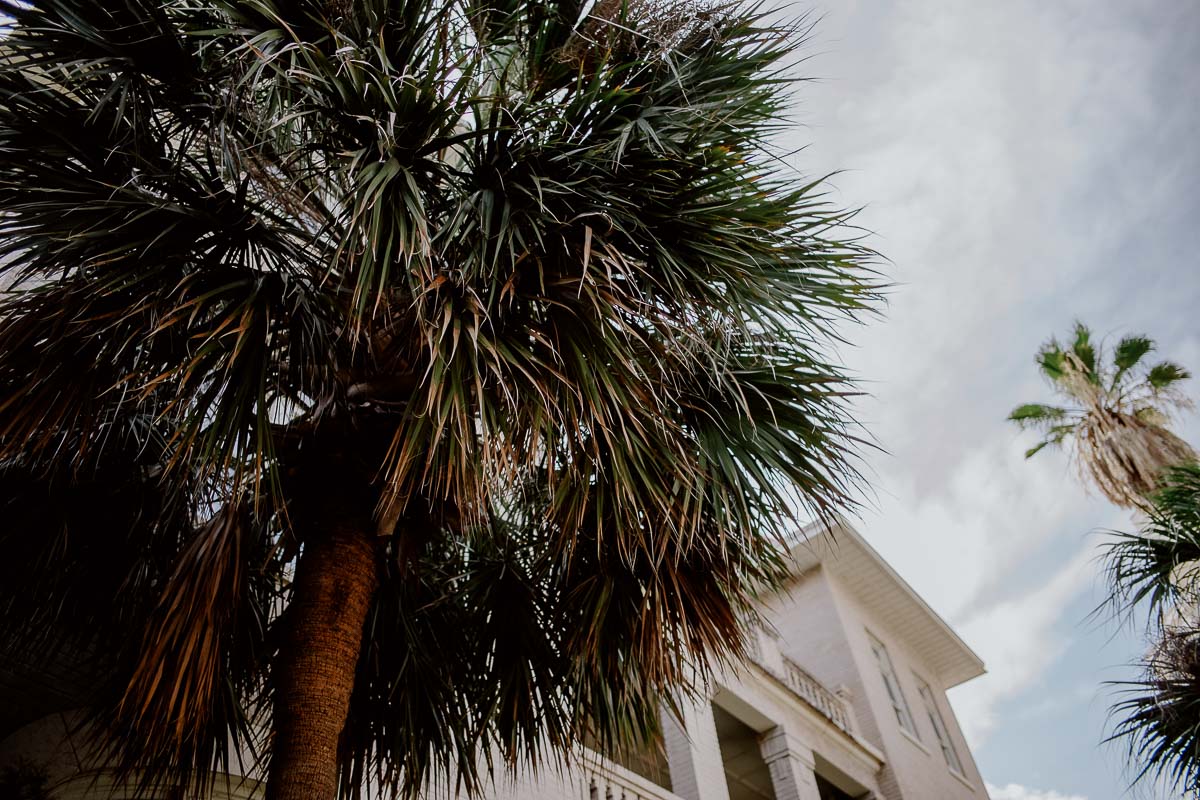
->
[1069,321,1099,377]
[1148,361,1192,390]
[1113,335,1154,372]
[1023,441,1051,459]
[1036,345,1067,381]
[1007,405,1075,460]
[1007,403,1068,425]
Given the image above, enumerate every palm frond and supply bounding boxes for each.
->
[1037,343,1068,382]
[1008,404,1076,459]
[99,502,278,797]
[1108,629,1200,794]
[1149,361,1193,391]
[1022,424,1075,459]
[1112,335,1155,389]
[1103,463,1200,621]
[1071,321,1099,381]
[1008,403,1071,428]
[336,475,790,800]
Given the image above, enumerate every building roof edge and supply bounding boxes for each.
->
[785,516,986,689]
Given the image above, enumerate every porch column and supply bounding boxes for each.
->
[759,728,822,800]
[662,697,731,800]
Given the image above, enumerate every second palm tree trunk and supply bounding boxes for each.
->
[266,522,380,800]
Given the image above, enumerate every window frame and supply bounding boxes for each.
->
[914,673,966,777]
[865,631,919,739]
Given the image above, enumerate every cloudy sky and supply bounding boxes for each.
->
[777,2,1200,798]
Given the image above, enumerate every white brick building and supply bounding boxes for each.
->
[477,518,988,800]
[0,519,988,800]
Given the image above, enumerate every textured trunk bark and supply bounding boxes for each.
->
[265,520,380,800]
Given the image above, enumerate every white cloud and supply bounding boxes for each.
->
[948,544,1097,745]
[852,432,1113,622]
[986,782,1088,800]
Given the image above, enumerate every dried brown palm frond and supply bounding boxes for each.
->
[1010,323,1195,508]
[103,502,276,795]
[1075,400,1197,510]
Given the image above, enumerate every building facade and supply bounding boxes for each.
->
[0,520,988,800]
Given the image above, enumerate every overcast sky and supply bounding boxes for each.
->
[779,2,1200,799]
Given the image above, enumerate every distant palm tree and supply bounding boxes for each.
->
[1009,322,1195,508]
[1105,464,1200,795]
[0,1,877,800]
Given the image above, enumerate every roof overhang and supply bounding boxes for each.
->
[784,517,986,689]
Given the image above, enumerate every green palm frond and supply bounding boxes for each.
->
[1071,321,1099,381]
[1149,362,1193,391]
[1114,336,1156,370]
[1007,404,1076,458]
[1103,463,1200,621]
[1112,335,1154,389]
[335,479,791,799]
[1022,425,1075,459]
[1037,344,1068,382]
[1008,403,1072,429]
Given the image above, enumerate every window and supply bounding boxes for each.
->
[867,633,918,737]
[916,676,965,775]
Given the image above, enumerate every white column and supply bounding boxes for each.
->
[759,728,822,800]
[662,697,731,800]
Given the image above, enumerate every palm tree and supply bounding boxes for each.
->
[1009,322,1195,508]
[1105,464,1200,794]
[0,2,878,799]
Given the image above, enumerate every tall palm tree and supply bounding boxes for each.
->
[0,2,878,799]
[1009,322,1194,508]
[1017,326,1200,794]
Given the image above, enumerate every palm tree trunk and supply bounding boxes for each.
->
[266,520,380,800]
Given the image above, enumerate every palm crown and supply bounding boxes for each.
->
[1009,322,1195,508]
[0,1,877,798]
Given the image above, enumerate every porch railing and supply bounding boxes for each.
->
[579,752,682,800]
[746,627,858,737]
[777,655,856,734]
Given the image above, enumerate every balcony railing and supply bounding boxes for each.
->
[777,656,856,734]
[579,752,682,800]
[746,627,857,737]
